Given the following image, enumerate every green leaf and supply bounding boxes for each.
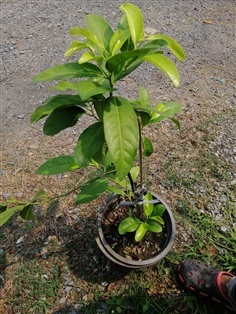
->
[130,166,140,182]
[20,204,36,220]
[32,62,102,82]
[64,41,90,57]
[106,186,125,196]
[30,95,85,123]
[142,137,153,157]
[92,143,112,167]
[135,222,148,242]
[36,156,79,175]
[141,54,180,87]
[74,122,105,167]
[103,96,139,180]
[120,3,144,45]
[150,216,165,225]
[106,48,153,73]
[147,220,162,233]
[77,80,115,101]
[170,117,181,129]
[86,14,113,53]
[76,178,108,205]
[118,217,141,235]
[143,192,154,217]
[153,204,166,216]
[110,29,130,55]
[79,51,103,64]
[49,81,78,91]
[150,102,181,123]
[43,106,85,135]
[69,27,95,43]
[147,34,185,60]
[0,205,24,226]
[32,189,47,202]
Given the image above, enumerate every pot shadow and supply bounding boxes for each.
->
[2,199,131,285]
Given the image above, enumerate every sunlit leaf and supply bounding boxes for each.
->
[150,102,181,123]
[147,34,185,60]
[32,62,102,82]
[120,3,144,45]
[118,217,141,234]
[110,29,130,55]
[86,14,113,53]
[65,41,90,57]
[135,222,148,242]
[36,156,79,175]
[143,192,154,217]
[103,96,139,180]
[76,80,115,101]
[76,178,108,205]
[141,54,180,87]
[147,220,162,233]
[0,205,24,226]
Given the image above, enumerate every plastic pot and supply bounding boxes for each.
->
[96,191,176,268]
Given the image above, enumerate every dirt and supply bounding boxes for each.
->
[101,195,167,261]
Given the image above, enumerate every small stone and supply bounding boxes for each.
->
[59,297,66,304]
[0,248,5,257]
[17,114,24,119]
[64,286,73,293]
[220,226,228,233]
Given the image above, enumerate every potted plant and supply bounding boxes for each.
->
[0,3,184,267]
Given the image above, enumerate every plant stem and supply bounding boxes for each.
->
[127,172,135,193]
[138,116,143,187]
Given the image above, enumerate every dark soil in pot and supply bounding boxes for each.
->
[101,195,168,261]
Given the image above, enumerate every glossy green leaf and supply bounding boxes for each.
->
[147,34,185,60]
[75,178,108,205]
[106,48,153,73]
[75,122,105,167]
[143,192,154,217]
[79,51,103,64]
[103,97,139,180]
[130,166,140,182]
[142,137,153,157]
[118,217,141,235]
[77,80,115,101]
[92,143,112,167]
[50,81,78,91]
[30,95,85,123]
[32,63,102,82]
[110,29,130,55]
[0,205,24,226]
[117,59,143,80]
[170,117,181,129]
[20,204,35,220]
[65,41,90,57]
[86,14,113,53]
[153,204,166,216]
[69,27,95,43]
[43,106,85,135]
[135,222,148,242]
[106,186,125,196]
[150,102,181,123]
[36,156,79,175]
[120,3,144,45]
[141,54,180,87]
[150,216,165,225]
[147,220,162,233]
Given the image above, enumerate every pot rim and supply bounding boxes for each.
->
[97,190,176,267]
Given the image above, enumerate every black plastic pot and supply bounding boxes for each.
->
[96,191,176,268]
